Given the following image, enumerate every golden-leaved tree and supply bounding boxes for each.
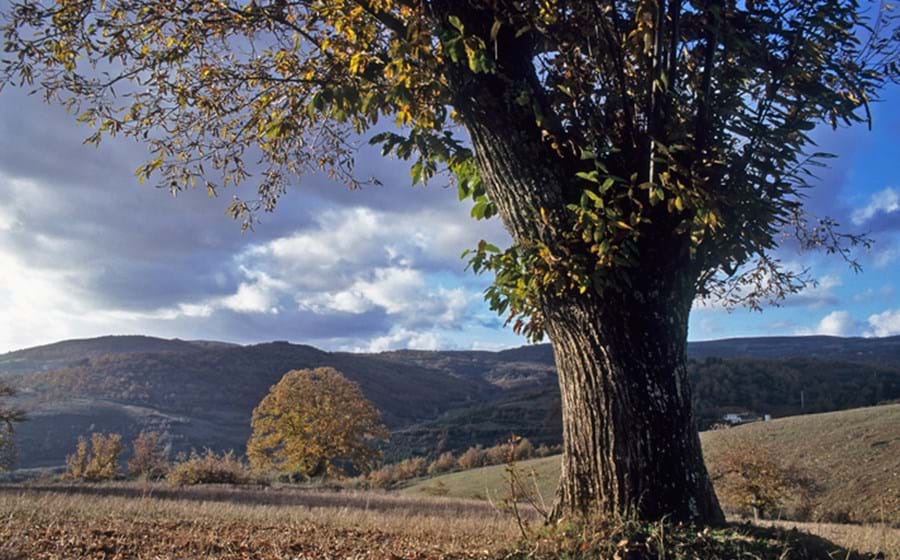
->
[2,0,897,523]
[65,432,123,481]
[247,367,388,478]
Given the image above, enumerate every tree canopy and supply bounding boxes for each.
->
[3,1,896,339]
[247,367,388,478]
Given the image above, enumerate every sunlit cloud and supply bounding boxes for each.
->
[865,309,900,337]
[852,187,899,225]
[795,310,856,336]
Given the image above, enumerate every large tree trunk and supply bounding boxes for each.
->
[466,115,725,523]
[543,279,724,524]
[448,26,724,524]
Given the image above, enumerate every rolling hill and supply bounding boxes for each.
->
[6,341,495,468]
[403,404,900,525]
[2,334,899,470]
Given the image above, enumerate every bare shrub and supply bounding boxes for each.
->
[394,457,427,480]
[127,430,170,480]
[488,437,549,540]
[485,442,514,466]
[167,450,248,486]
[457,446,485,471]
[367,464,395,489]
[513,438,534,461]
[427,452,456,476]
[534,444,553,458]
[65,433,123,482]
[367,457,427,489]
[712,442,814,520]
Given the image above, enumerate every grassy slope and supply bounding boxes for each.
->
[403,404,900,524]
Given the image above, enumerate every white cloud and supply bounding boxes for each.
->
[852,187,899,225]
[874,246,898,268]
[0,207,15,231]
[249,206,505,285]
[218,269,286,314]
[0,249,146,351]
[114,267,286,321]
[236,207,486,331]
[470,340,513,351]
[353,328,443,353]
[93,206,486,347]
[0,198,501,352]
[865,309,900,337]
[299,267,470,325]
[787,274,842,308]
[795,310,855,336]
[328,267,427,315]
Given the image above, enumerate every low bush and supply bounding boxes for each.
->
[367,464,396,489]
[167,449,248,486]
[513,438,534,461]
[65,432,123,482]
[485,442,514,465]
[127,430,170,480]
[457,446,486,470]
[427,452,456,475]
[367,457,428,489]
[395,457,427,479]
[711,442,815,520]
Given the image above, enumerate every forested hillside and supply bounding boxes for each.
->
[2,335,898,469]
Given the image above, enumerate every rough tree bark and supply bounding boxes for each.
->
[450,35,724,524]
[543,279,723,523]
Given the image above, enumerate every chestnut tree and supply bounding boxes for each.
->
[3,0,897,523]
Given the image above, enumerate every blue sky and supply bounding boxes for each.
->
[689,87,900,342]
[0,77,897,353]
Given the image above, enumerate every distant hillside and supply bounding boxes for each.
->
[8,341,494,468]
[689,335,900,366]
[0,335,208,376]
[4,334,900,470]
[378,335,900,371]
[690,357,900,426]
[404,404,900,525]
[390,354,900,457]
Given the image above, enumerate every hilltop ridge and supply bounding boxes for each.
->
[3,334,899,470]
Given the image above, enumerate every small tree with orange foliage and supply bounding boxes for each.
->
[128,430,170,480]
[427,452,456,476]
[712,442,813,520]
[65,432,123,482]
[457,446,486,471]
[247,368,388,479]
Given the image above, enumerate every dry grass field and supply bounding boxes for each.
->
[703,404,900,525]
[0,483,520,559]
[1,482,897,559]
